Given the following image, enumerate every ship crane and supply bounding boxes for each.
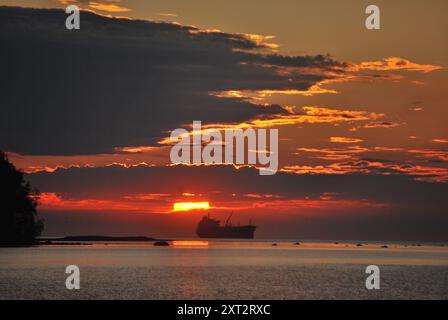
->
[225,212,233,226]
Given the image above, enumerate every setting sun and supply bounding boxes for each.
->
[172,202,210,212]
[173,241,209,246]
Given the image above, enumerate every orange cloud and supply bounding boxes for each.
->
[188,29,278,49]
[159,13,178,18]
[88,1,131,13]
[373,147,404,152]
[7,147,170,173]
[39,192,135,211]
[432,139,448,143]
[202,106,381,129]
[282,160,448,183]
[213,53,443,106]
[157,106,382,146]
[353,57,443,73]
[212,198,386,212]
[124,193,171,201]
[39,191,180,213]
[219,57,442,103]
[56,1,131,13]
[242,33,278,49]
[114,146,162,153]
[211,85,338,100]
[362,121,401,129]
[297,146,369,161]
[282,163,369,175]
[244,193,281,199]
[330,137,364,143]
[408,149,448,162]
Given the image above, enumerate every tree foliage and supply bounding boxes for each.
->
[0,151,43,246]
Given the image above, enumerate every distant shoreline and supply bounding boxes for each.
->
[38,236,161,243]
[32,236,448,248]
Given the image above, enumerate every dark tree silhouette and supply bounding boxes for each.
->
[0,151,43,246]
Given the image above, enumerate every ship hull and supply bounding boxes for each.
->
[196,225,256,239]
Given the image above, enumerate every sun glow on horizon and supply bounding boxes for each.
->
[173,241,209,247]
[172,202,210,212]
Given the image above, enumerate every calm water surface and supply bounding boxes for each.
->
[1,240,447,299]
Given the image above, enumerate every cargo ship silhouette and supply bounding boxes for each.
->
[196,213,256,239]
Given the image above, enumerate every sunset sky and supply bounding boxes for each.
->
[0,1,447,240]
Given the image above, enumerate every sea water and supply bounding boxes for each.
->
[0,240,447,299]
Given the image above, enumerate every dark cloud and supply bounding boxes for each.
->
[0,7,339,155]
[257,53,348,69]
[27,164,448,240]
[27,163,447,205]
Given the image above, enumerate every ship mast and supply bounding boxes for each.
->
[225,212,233,226]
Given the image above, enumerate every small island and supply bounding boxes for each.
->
[39,236,157,242]
[37,235,171,245]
